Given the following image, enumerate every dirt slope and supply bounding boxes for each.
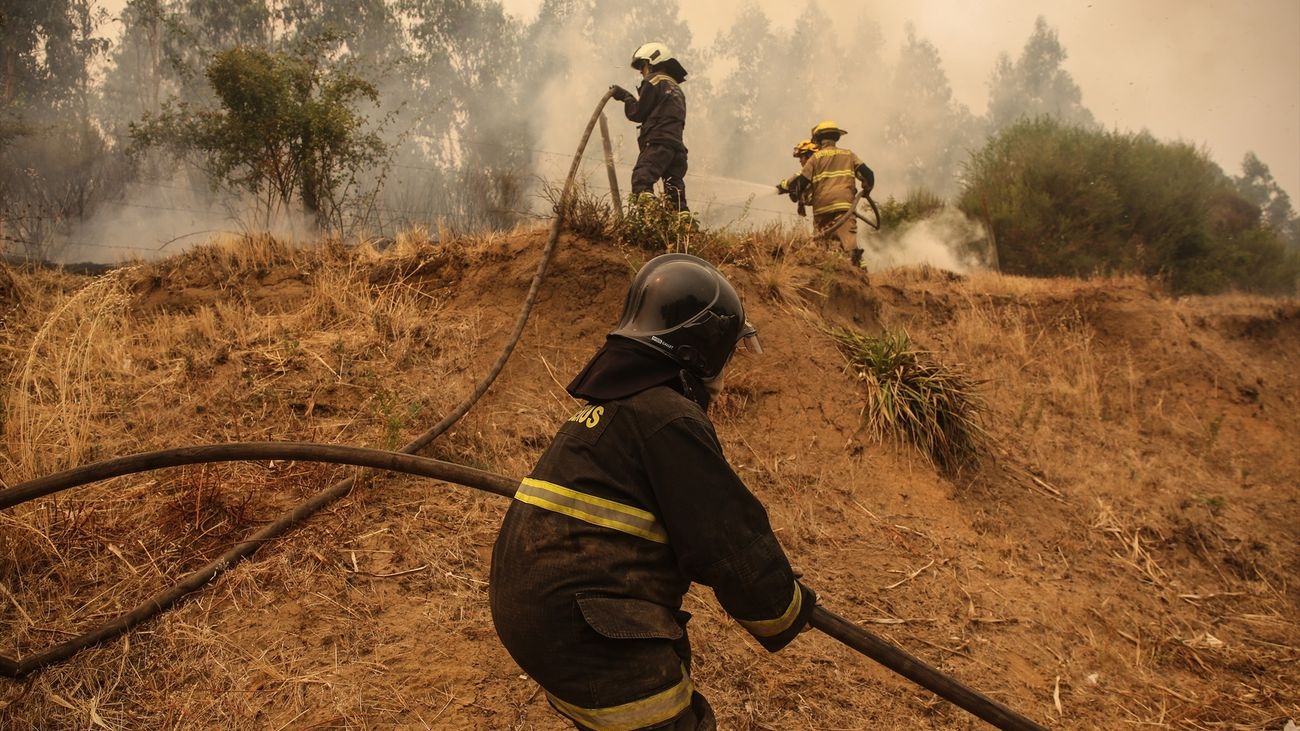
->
[0,230,1296,730]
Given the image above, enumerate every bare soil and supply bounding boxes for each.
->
[1,229,1296,729]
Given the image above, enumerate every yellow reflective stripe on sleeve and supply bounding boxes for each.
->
[811,169,855,183]
[547,667,694,731]
[813,201,853,215]
[516,478,669,544]
[737,581,803,637]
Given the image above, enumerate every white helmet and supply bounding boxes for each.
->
[631,42,673,70]
[630,42,688,82]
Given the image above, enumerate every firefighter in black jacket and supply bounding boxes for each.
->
[609,42,690,211]
[490,254,816,730]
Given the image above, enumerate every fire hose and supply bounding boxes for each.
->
[821,188,882,236]
[1,442,1047,730]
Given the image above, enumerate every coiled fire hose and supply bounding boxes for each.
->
[822,188,882,237]
[0,442,1046,730]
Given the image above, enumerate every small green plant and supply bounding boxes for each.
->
[372,387,420,450]
[830,328,988,475]
[1206,412,1225,447]
[618,193,697,252]
[1197,494,1226,515]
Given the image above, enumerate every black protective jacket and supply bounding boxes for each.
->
[490,349,813,729]
[622,73,687,152]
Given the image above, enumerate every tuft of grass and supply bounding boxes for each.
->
[1,260,29,311]
[829,328,988,476]
[542,179,617,240]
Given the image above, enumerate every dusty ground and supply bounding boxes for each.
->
[0,228,1297,729]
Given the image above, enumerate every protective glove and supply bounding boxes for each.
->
[609,85,634,103]
[776,181,789,194]
[856,163,876,195]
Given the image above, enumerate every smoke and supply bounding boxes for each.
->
[62,173,316,265]
[526,21,630,200]
[40,0,1300,270]
[676,0,1300,210]
[862,208,987,274]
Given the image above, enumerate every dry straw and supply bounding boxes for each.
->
[4,267,136,480]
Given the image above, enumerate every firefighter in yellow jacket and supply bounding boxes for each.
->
[490,254,815,730]
[789,121,875,266]
[776,139,818,217]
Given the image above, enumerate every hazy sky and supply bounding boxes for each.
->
[93,0,1300,200]
[504,0,1300,202]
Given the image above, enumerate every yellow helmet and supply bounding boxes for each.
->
[810,120,847,139]
[792,139,818,158]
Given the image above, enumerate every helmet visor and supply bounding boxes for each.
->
[737,321,763,354]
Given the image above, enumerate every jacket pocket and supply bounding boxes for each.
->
[575,594,684,640]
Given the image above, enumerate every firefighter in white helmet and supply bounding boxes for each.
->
[788,121,875,266]
[609,43,690,211]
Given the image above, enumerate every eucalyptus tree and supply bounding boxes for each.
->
[882,25,976,196]
[0,0,113,259]
[986,16,1094,135]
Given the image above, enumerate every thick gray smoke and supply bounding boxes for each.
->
[19,0,1299,274]
[525,2,985,269]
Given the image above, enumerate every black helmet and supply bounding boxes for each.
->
[610,254,759,379]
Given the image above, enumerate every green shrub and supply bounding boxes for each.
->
[618,193,697,252]
[131,46,387,231]
[959,117,1300,295]
[878,188,946,232]
[830,328,987,476]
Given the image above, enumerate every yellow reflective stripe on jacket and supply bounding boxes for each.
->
[648,73,679,89]
[516,478,669,544]
[547,668,694,731]
[736,581,803,637]
[813,201,853,215]
[811,169,855,183]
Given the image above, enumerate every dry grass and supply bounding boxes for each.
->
[1,230,1297,730]
[743,227,823,305]
[541,179,618,241]
[3,267,136,480]
[955,270,1159,299]
[0,233,489,709]
[945,291,1146,431]
[0,260,30,311]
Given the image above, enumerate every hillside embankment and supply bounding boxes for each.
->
[1,228,1296,729]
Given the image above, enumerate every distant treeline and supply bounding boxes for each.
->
[2,2,1296,293]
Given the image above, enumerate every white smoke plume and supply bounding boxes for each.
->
[863,208,987,274]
